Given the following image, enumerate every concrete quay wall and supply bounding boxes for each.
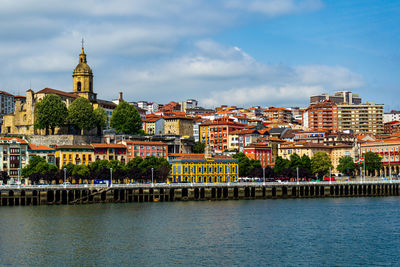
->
[1,182,399,206]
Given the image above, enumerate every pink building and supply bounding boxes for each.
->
[120,141,168,161]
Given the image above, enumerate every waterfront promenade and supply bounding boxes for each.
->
[1,180,400,206]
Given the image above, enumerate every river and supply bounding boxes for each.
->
[1,197,400,266]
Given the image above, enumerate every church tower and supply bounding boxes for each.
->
[72,45,97,101]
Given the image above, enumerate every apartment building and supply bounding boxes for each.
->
[262,107,292,123]
[207,118,245,153]
[243,143,272,168]
[303,101,338,132]
[121,140,168,161]
[0,137,28,178]
[310,91,362,105]
[91,143,127,163]
[337,103,384,134]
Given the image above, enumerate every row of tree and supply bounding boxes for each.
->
[233,151,384,179]
[22,155,171,184]
[35,94,142,135]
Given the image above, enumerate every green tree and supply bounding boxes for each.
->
[364,152,383,175]
[311,152,333,178]
[289,153,302,170]
[72,165,90,180]
[22,155,58,184]
[67,97,96,134]
[337,156,356,175]
[300,154,312,170]
[93,107,107,136]
[22,155,46,177]
[193,142,206,153]
[273,156,290,175]
[232,152,261,177]
[110,101,142,134]
[34,94,68,134]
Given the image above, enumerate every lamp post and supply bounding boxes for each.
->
[329,167,332,185]
[263,167,266,185]
[151,167,154,186]
[297,167,299,185]
[64,168,66,185]
[110,168,113,187]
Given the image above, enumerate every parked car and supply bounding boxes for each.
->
[323,176,336,181]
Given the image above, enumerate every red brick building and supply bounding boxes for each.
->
[303,100,338,132]
[384,121,400,135]
[243,143,272,168]
[120,140,168,161]
[207,118,245,153]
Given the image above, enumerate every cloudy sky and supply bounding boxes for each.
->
[0,0,399,109]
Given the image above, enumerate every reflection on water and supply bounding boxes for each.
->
[1,198,400,266]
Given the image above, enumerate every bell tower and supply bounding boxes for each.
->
[72,40,96,101]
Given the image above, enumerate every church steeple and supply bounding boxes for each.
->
[72,42,96,102]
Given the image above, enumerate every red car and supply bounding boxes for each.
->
[323,176,336,181]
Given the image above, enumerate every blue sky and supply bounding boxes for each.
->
[0,0,399,109]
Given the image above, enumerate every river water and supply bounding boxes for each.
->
[1,198,400,266]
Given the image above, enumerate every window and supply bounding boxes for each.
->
[77,82,81,91]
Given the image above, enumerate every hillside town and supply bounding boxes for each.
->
[0,48,398,184]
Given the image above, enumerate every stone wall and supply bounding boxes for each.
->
[28,135,101,146]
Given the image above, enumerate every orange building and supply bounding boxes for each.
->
[206,118,245,153]
[303,100,338,132]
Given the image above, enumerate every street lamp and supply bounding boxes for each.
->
[297,167,299,185]
[151,167,154,186]
[329,167,332,185]
[110,168,113,187]
[263,167,266,185]
[64,168,66,185]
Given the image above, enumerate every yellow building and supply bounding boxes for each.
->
[199,124,210,145]
[171,154,238,183]
[279,142,354,174]
[2,47,116,136]
[56,145,94,168]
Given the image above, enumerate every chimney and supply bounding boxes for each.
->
[118,92,123,102]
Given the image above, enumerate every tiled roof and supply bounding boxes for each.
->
[36,88,78,99]
[0,91,13,96]
[0,137,28,144]
[122,140,167,146]
[56,145,94,150]
[91,143,126,149]
[29,144,55,151]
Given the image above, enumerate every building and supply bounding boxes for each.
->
[262,107,292,123]
[243,143,272,168]
[91,143,127,162]
[181,99,198,112]
[0,137,29,179]
[384,121,400,135]
[55,145,94,168]
[310,91,362,105]
[294,130,326,144]
[0,91,14,125]
[2,47,117,135]
[143,115,165,135]
[279,142,353,174]
[164,116,193,137]
[207,118,245,153]
[337,102,384,134]
[229,129,266,152]
[303,101,338,132]
[28,144,56,165]
[120,140,168,161]
[170,154,239,183]
[384,110,400,123]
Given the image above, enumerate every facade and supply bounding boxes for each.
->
[294,130,326,144]
[121,140,168,161]
[181,99,198,112]
[243,143,272,168]
[279,142,353,174]
[207,118,245,153]
[229,129,263,152]
[164,116,193,137]
[383,111,400,123]
[91,143,127,163]
[360,138,400,176]
[0,91,14,125]
[170,154,239,183]
[28,144,56,165]
[384,121,400,135]
[143,116,165,135]
[310,91,362,105]
[337,103,384,134]
[303,101,338,132]
[0,137,29,178]
[55,145,94,168]
[199,122,210,145]
[262,107,292,123]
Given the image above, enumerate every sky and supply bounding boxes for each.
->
[0,0,399,110]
